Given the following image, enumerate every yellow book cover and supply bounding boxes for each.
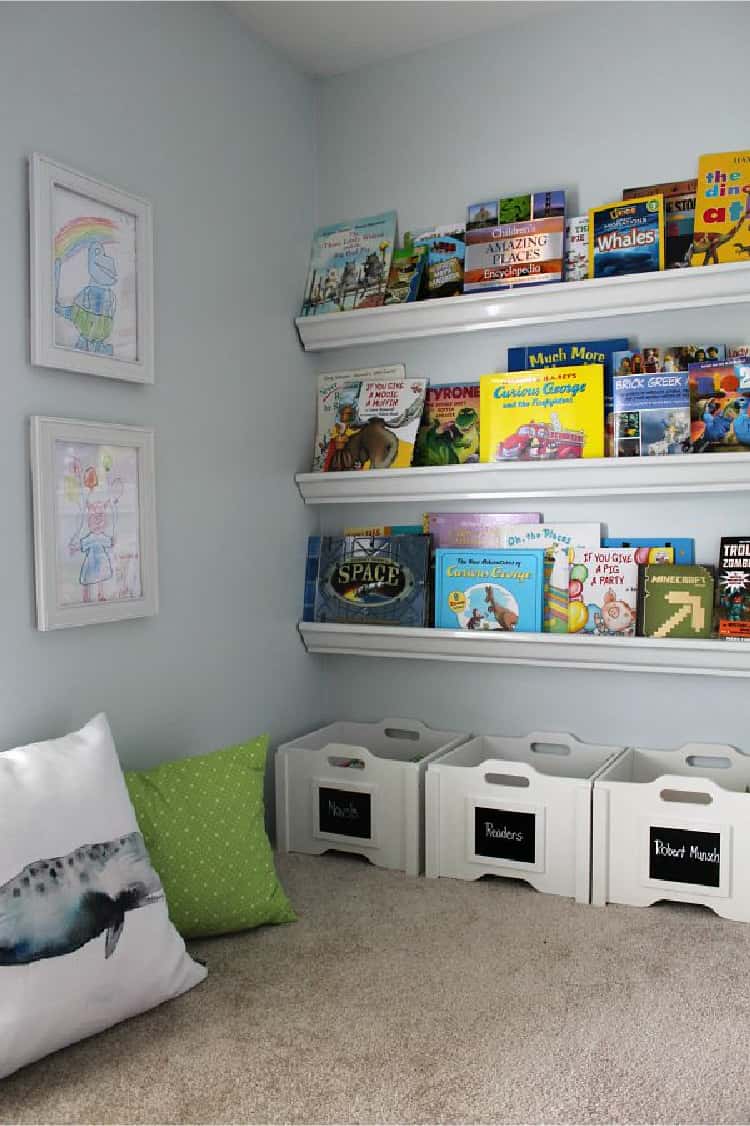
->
[479,365,604,462]
[691,151,750,266]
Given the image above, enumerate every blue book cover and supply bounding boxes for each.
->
[612,371,690,456]
[434,549,544,632]
[300,211,397,316]
[313,535,430,626]
[302,535,322,622]
[603,538,695,565]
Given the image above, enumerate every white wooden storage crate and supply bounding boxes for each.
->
[275,718,467,875]
[425,731,622,902]
[592,743,750,922]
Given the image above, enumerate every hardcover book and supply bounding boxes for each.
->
[413,383,480,466]
[433,548,545,632]
[564,215,589,280]
[715,537,750,639]
[613,344,725,375]
[500,523,601,633]
[612,370,690,457]
[384,237,427,304]
[637,565,715,639]
[686,360,750,452]
[412,226,465,298]
[424,512,541,549]
[623,180,696,269]
[464,190,566,293]
[691,151,750,266]
[589,195,664,278]
[313,535,431,626]
[479,365,604,462]
[300,211,397,316]
[603,538,694,565]
[313,367,426,471]
[568,548,639,637]
[302,535,322,623]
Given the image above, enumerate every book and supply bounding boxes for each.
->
[412,226,465,298]
[614,344,726,375]
[464,190,566,293]
[686,360,750,452]
[589,195,664,278]
[715,537,750,639]
[384,236,427,304]
[313,535,431,626]
[691,151,750,266]
[313,367,426,471]
[727,346,750,361]
[433,548,545,632]
[623,180,696,269]
[637,565,715,639]
[300,211,397,316]
[413,383,480,467]
[424,512,541,549]
[479,365,604,462]
[564,215,589,280]
[568,547,639,636]
[612,369,690,457]
[302,535,321,622]
[500,523,601,633]
[603,538,694,565]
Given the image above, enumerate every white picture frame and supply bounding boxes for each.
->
[30,153,154,384]
[31,416,159,631]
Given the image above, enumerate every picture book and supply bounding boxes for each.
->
[623,180,696,269]
[313,367,426,472]
[479,365,604,462]
[603,538,694,565]
[302,535,321,622]
[715,537,750,639]
[589,196,664,278]
[686,360,750,452]
[637,565,715,639]
[300,211,397,316]
[344,525,423,536]
[424,512,541,549]
[564,215,589,280]
[464,190,566,293]
[412,226,465,298]
[613,345,725,375]
[691,151,750,266]
[384,235,427,304]
[433,548,545,632]
[413,383,480,467]
[612,370,690,457]
[568,548,639,636]
[313,535,431,627]
[500,523,600,633]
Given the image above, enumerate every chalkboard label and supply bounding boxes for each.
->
[474,806,535,864]
[318,786,372,840]
[649,826,721,887]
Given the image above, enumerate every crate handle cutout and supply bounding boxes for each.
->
[384,727,420,742]
[530,741,571,757]
[485,772,531,788]
[685,754,731,770]
[660,788,713,805]
[327,755,366,770]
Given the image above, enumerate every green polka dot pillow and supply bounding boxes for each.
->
[124,735,295,939]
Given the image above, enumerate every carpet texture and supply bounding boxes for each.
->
[2,852,749,1125]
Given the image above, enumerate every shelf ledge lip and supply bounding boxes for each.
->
[295,261,750,352]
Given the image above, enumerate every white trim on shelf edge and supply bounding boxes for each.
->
[295,261,750,352]
[298,623,750,679]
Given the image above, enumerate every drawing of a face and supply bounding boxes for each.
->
[83,466,98,491]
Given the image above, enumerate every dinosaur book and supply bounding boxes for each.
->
[637,565,715,639]
[413,383,480,467]
[299,211,397,316]
[313,535,431,627]
[313,367,427,472]
[691,151,750,267]
[623,180,696,269]
[715,537,750,640]
[433,549,545,633]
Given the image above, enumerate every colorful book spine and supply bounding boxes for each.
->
[589,196,664,278]
[564,216,589,280]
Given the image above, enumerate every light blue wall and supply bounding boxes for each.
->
[0,2,324,763]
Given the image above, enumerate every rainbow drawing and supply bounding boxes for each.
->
[54,216,118,262]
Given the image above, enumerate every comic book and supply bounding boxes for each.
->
[715,537,750,639]
[313,367,426,472]
[500,523,601,633]
[413,383,480,466]
[637,565,715,639]
[564,215,589,280]
[479,365,604,462]
[412,226,465,298]
[568,548,639,637]
[691,151,750,266]
[384,236,427,304]
[464,190,566,293]
[686,360,750,452]
[313,535,431,626]
[589,196,664,278]
[300,211,397,316]
[433,549,545,632]
[612,370,690,457]
[603,538,694,565]
[424,512,541,549]
[623,180,696,269]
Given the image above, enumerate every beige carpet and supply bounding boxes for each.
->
[2,852,750,1126]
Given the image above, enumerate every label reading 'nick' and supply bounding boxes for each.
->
[474,806,536,864]
[649,826,721,887]
[318,786,372,840]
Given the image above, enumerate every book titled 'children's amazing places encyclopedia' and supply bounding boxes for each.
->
[300,211,397,316]
[589,196,664,278]
[464,190,566,293]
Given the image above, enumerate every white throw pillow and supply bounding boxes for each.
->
[0,713,207,1079]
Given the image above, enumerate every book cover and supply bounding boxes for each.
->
[302,535,321,623]
[424,512,541,549]
[613,345,725,376]
[313,535,431,626]
[464,190,566,293]
[686,360,750,452]
[413,383,480,467]
[623,180,696,268]
[433,548,545,632]
[603,538,694,565]
[412,226,465,298]
[564,215,589,280]
[313,368,426,471]
[612,370,690,457]
[500,523,601,633]
[568,547,639,636]
[691,151,750,266]
[637,565,715,639]
[300,211,397,316]
[589,195,664,278]
[479,365,604,462]
[727,346,750,361]
[715,537,750,639]
[384,238,427,305]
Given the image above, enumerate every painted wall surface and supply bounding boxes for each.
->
[315,2,750,752]
[0,2,323,764]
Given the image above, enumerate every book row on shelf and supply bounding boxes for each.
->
[299,150,750,317]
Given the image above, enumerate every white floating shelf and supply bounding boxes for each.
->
[296,451,750,505]
[295,262,750,351]
[299,623,750,679]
